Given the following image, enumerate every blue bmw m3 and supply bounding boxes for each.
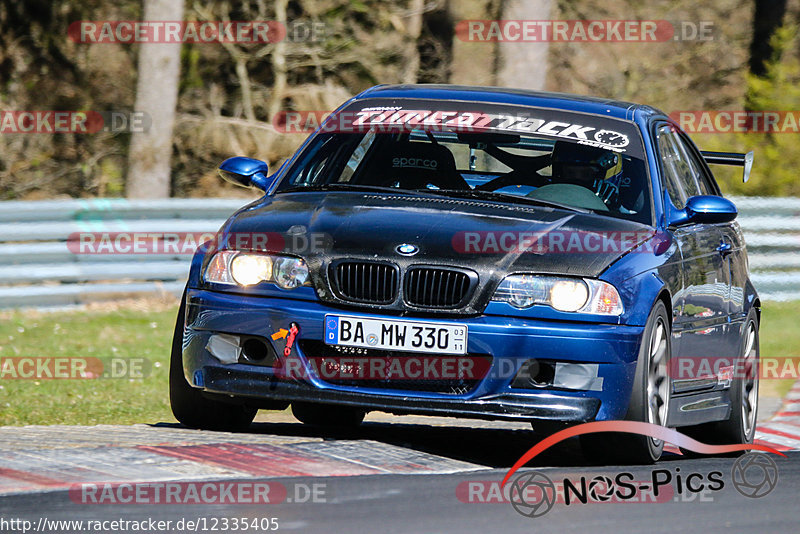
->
[170,85,760,463]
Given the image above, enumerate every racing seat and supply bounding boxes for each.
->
[369,140,469,190]
[616,173,646,213]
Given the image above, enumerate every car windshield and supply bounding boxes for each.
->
[277,101,651,224]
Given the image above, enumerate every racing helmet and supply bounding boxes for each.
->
[550,141,624,207]
[550,141,622,185]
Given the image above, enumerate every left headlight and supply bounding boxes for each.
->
[203,250,310,289]
[492,274,624,315]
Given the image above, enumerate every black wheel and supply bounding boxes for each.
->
[580,300,671,464]
[291,402,365,428]
[169,291,257,432]
[679,309,759,454]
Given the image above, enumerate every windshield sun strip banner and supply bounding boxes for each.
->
[326,98,644,158]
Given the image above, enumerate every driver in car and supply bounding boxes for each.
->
[549,141,624,209]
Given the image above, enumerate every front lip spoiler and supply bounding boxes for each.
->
[199,366,600,423]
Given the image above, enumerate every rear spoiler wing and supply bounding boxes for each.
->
[701,151,754,183]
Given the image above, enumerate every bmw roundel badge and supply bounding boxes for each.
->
[396,243,419,256]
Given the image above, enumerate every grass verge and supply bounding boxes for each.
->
[0,300,797,426]
[0,303,177,426]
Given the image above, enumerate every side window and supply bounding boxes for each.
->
[668,134,701,198]
[675,132,718,196]
[696,169,716,196]
[339,131,377,182]
[289,141,335,186]
[655,125,689,208]
[289,134,363,187]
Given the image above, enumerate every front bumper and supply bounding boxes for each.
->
[182,288,645,422]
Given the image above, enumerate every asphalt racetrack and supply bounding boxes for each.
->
[0,416,796,534]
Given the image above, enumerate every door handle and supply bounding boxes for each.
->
[716,241,732,257]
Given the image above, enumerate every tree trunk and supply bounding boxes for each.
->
[449,0,497,86]
[495,0,552,90]
[126,0,184,199]
[267,0,288,120]
[401,0,425,84]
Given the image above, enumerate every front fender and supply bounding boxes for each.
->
[187,241,212,289]
[601,232,682,326]
[613,271,671,327]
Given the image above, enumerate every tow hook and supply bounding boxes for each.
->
[283,323,300,357]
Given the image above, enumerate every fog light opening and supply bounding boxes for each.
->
[528,361,555,388]
[242,338,269,361]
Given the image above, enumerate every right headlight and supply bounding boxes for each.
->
[492,275,623,315]
[204,250,310,290]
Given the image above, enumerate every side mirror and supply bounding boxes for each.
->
[671,195,738,226]
[218,157,271,191]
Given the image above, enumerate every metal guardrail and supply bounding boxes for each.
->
[0,196,797,308]
[735,197,800,301]
[0,198,246,308]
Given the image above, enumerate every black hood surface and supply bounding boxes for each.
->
[225,191,652,314]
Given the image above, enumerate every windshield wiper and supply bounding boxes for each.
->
[418,189,589,213]
[279,183,419,195]
[279,184,589,213]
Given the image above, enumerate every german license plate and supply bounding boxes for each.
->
[324,315,467,355]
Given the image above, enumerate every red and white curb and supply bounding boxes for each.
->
[755,381,800,451]
[1,383,799,497]
[0,426,487,496]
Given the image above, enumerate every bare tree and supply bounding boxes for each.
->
[267,0,288,120]
[495,0,552,90]
[126,0,185,199]
[449,0,497,86]
[401,0,426,83]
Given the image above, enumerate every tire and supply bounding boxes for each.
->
[679,309,759,454]
[580,300,671,464]
[169,291,257,432]
[291,402,365,428]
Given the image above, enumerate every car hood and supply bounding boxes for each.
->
[226,191,653,278]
